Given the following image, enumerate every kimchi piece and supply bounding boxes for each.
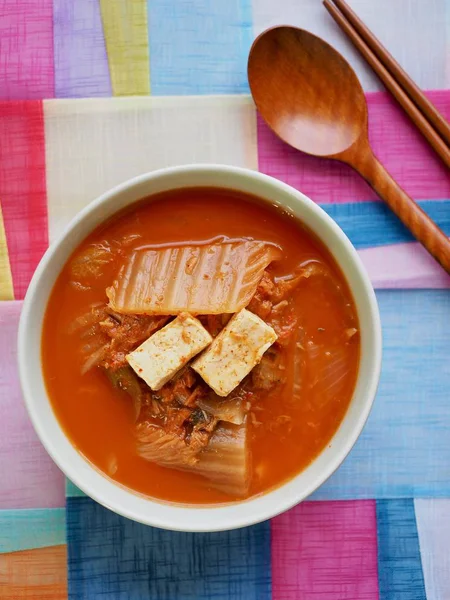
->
[136,421,250,497]
[106,241,281,315]
[188,423,250,497]
[197,391,250,425]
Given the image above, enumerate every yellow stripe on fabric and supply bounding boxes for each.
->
[0,203,14,300]
[100,0,150,96]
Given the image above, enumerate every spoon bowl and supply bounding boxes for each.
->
[248,25,450,274]
[248,26,367,156]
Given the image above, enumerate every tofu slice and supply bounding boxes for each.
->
[192,308,277,397]
[126,313,212,391]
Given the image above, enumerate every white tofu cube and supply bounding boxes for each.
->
[192,308,277,397]
[126,313,212,391]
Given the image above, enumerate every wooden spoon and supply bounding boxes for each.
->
[248,26,450,274]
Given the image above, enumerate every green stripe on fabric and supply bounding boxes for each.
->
[0,508,66,553]
[66,479,86,498]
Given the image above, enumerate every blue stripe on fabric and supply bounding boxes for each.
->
[148,0,253,95]
[377,499,426,600]
[0,509,66,553]
[67,496,271,600]
[312,289,450,500]
[321,199,450,249]
[66,478,86,498]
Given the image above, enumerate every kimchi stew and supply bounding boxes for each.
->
[42,188,360,504]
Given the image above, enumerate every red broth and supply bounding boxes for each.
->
[42,188,360,504]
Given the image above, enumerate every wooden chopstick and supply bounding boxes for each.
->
[328,0,450,147]
[323,0,450,170]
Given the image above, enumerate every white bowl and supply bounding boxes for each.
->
[18,164,381,532]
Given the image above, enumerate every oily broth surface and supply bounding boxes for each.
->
[42,188,360,504]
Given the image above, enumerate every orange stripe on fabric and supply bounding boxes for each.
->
[0,545,67,599]
[0,202,14,299]
[0,101,49,299]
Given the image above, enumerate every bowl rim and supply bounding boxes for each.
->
[18,163,382,532]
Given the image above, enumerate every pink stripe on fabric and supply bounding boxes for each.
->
[258,90,450,204]
[0,301,65,509]
[0,0,55,99]
[271,500,379,600]
[359,242,450,289]
[0,101,49,299]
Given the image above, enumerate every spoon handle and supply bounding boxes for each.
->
[347,144,450,274]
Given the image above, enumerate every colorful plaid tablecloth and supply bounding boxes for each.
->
[1,1,450,598]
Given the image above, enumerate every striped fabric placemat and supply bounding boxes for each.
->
[0,0,449,598]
